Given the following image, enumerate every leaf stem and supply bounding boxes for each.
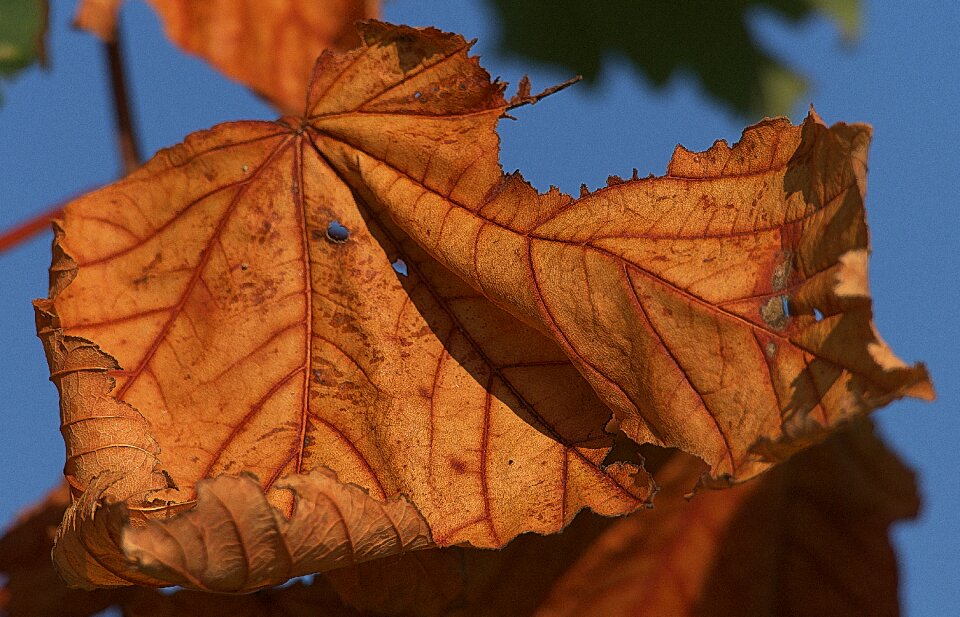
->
[105,28,141,175]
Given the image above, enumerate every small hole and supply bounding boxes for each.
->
[392,258,408,276]
[240,263,249,271]
[277,574,316,589]
[325,220,350,243]
[780,296,791,317]
[814,308,824,321]
[413,91,422,99]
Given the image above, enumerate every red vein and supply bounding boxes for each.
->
[623,265,736,472]
[294,136,313,475]
[479,373,500,545]
[307,131,647,506]
[114,136,294,400]
[310,416,387,500]
[196,364,304,485]
[307,36,473,120]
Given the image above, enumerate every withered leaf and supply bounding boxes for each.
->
[535,420,918,617]
[37,21,929,591]
[73,0,378,113]
[38,23,652,590]
[0,484,362,616]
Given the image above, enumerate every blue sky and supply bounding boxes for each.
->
[1,1,957,614]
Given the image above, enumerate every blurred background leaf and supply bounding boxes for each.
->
[488,0,860,117]
[0,0,47,102]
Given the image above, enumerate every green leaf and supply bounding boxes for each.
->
[488,0,860,117]
[0,0,48,101]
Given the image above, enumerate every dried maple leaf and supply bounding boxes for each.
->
[36,23,652,590]
[73,0,378,113]
[35,22,929,591]
[534,419,918,617]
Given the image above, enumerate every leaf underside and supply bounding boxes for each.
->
[35,21,931,591]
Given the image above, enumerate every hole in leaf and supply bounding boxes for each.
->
[413,91,422,99]
[780,295,791,317]
[325,220,350,243]
[277,574,316,588]
[814,308,824,321]
[392,257,408,276]
[157,586,183,596]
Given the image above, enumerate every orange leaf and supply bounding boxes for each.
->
[313,88,932,482]
[535,420,919,617]
[38,24,652,590]
[73,0,378,113]
[37,22,929,591]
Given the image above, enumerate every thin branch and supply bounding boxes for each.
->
[0,204,64,254]
[105,28,141,174]
[0,186,101,255]
[0,25,140,255]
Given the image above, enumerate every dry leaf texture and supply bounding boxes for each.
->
[74,0,378,112]
[36,22,930,590]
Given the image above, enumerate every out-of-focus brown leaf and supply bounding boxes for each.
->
[72,0,121,41]
[0,484,127,617]
[73,0,378,113]
[535,420,919,617]
[324,510,614,617]
[120,580,362,617]
[38,23,652,590]
[37,22,928,592]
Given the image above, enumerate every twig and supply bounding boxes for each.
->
[0,204,64,254]
[105,27,141,174]
[0,24,142,255]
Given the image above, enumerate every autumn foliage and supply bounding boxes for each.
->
[0,2,934,616]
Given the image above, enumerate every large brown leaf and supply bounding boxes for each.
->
[37,23,653,590]
[73,0,378,113]
[535,420,919,617]
[36,22,928,590]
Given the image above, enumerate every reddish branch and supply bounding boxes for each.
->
[0,204,64,254]
[0,25,141,255]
